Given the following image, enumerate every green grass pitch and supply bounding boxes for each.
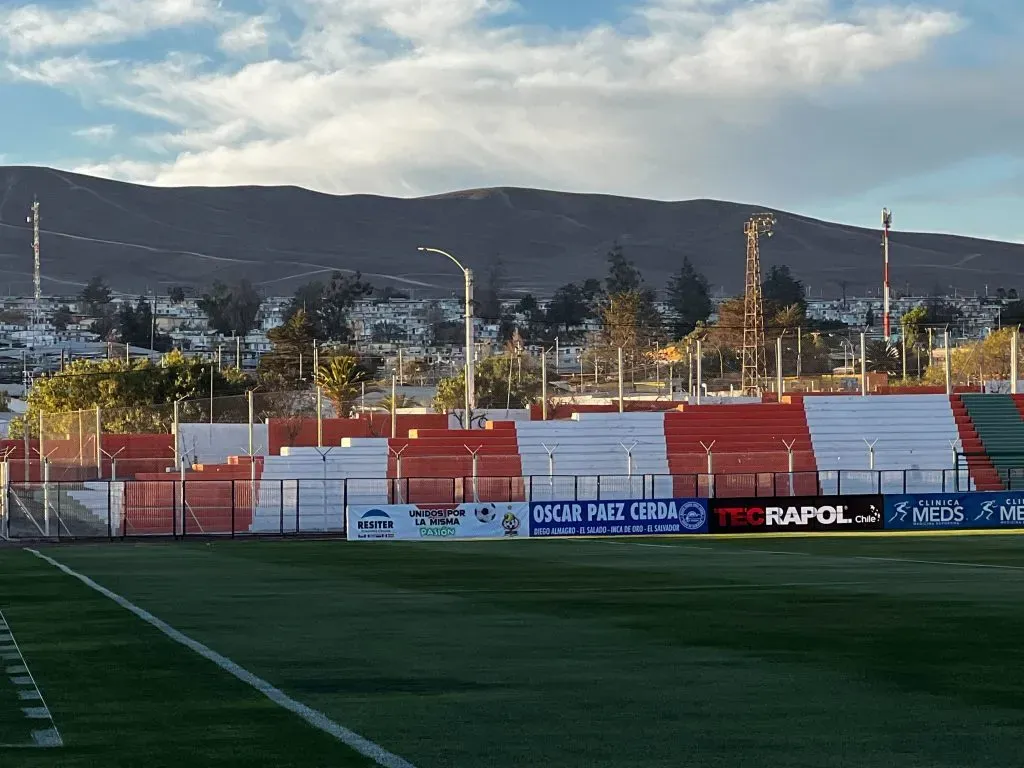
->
[2,534,1024,767]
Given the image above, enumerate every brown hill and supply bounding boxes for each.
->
[0,165,1020,298]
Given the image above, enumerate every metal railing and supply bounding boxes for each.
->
[0,467,978,541]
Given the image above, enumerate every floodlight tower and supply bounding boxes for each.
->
[742,213,775,396]
[882,208,892,340]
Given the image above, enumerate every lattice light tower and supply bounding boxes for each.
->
[741,213,776,395]
[28,198,41,326]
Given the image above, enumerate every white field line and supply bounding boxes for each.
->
[26,549,417,768]
[596,539,1024,572]
[0,608,62,749]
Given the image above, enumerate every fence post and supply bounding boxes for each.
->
[248,390,255,456]
[42,459,50,538]
[950,439,962,491]
[179,461,186,538]
[95,406,103,478]
[944,330,952,395]
[618,347,625,413]
[864,439,877,474]
[782,439,796,496]
[390,446,406,504]
[541,350,548,421]
[391,375,398,439]
[1013,331,1019,395]
[313,447,335,532]
[231,478,237,539]
[860,332,867,396]
[0,459,8,540]
[542,443,557,499]
[701,440,715,498]
[465,446,480,503]
[695,339,703,405]
[38,412,45,479]
[621,441,638,496]
[316,387,324,448]
[776,336,783,398]
[173,399,180,472]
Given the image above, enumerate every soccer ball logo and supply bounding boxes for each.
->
[475,505,496,523]
[501,512,520,537]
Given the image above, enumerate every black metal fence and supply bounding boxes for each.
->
[0,466,976,541]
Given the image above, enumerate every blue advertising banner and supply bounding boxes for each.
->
[885,493,1024,531]
[528,498,708,537]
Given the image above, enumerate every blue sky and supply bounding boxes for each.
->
[0,0,1022,241]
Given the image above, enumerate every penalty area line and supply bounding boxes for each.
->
[26,548,417,768]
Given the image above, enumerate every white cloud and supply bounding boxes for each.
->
[73,124,117,142]
[218,14,272,54]
[4,54,117,85]
[0,0,218,54]
[4,0,984,209]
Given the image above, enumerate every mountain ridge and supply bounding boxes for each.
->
[0,165,1020,298]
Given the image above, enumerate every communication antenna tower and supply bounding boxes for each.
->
[741,213,775,396]
[882,208,892,340]
[28,198,41,322]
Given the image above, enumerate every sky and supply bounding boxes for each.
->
[0,0,1022,241]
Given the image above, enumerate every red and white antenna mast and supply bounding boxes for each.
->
[882,208,892,340]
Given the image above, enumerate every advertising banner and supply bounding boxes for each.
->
[527,498,708,537]
[709,495,884,534]
[885,493,1024,531]
[347,502,529,541]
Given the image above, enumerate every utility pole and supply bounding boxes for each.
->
[742,213,775,395]
[882,208,893,341]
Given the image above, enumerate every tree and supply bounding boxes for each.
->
[80,276,112,315]
[666,257,712,339]
[433,354,542,413]
[924,328,1014,386]
[258,309,316,390]
[762,265,806,315]
[771,303,805,334]
[371,322,407,343]
[315,356,375,417]
[198,280,262,336]
[581,278,605,317]
[286,271,372,341]
[546,283,589,337]
[605,242,643,294]
[865,340,899,375]
[378,393,420,410]
[11,352,248,437]
[923,298,962,329]
[475,259,505,323]
[116,297,173,351]
[52,305,73,332]
[168,286,186,304]
[431,321,463,346]
[901,306,928,348]
[1002,301,1024,326]
[706,297,745,351]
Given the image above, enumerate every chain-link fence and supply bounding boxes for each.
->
[0,469,980,541]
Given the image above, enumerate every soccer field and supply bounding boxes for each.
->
[2,535,1024,767]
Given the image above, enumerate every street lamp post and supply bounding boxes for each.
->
[418,247,474,429]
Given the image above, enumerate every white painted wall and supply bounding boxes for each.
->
[176,423,269,466]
